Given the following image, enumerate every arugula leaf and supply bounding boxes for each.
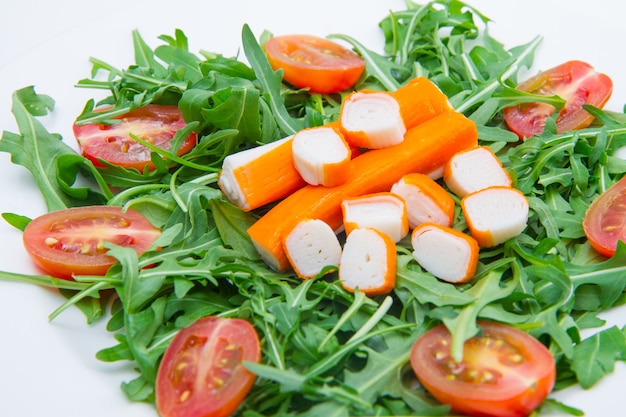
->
[0,87,101,211]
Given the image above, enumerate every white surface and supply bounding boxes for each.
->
[0,1,623,416]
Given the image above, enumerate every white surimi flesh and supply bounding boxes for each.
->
[339,228,392,291]
[283,219,342,279]
[462,186,529,247]
[340,92,406,149]
[291,126,350,186]
[411,224,476,283]
[444,146,511,197]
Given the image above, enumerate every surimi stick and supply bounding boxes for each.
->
[341,192,408,243]
[291,124,352,187]
[461,186,529,247]
[340,91,407,149]
[390,76,453,129]
[390,173,455,229]
[218,136,305,211]
[283,219,342,279]
[219,76,451,211]
[411,222,479,283]
[443,146,512,198]
[247,110,478,272]
[339,228,396,296]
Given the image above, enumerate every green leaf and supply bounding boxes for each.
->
[0,87,84,211]
[571,326,626,388]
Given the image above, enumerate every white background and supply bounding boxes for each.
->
[0,1,624,416]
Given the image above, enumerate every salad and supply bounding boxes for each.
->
[1,0,625,416]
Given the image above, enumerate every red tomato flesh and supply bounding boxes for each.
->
[265,34,365,94]
[22,206,161,279]
[73,104,197,171]
[583,175,626,257]
[503,60,612,139]
[410,321,556,417]
[156,316,261,417]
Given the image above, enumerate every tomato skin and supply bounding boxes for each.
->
[583,175,626,257]
[73,104,197,171]
[503,60,613,139]
[22,206,161,279]
[156,316,261,417]
[265,34,365,94]
[410,321,556,417]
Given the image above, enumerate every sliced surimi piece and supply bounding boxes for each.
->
[247,110,477,272]
[443,146,512,198]
[283,219,342,279]
[411,222,479,283]
[292,124,352,187]
[461,186,529,247]
[341,192,409,243]
[339,91,407,149]
[390,173,455,229]
[218,136,305,211]
[339,228,396,296]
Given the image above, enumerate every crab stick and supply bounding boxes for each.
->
[341,192,408,243]
[291,124,352,187]
[390,173,455,229]
[339,228,396,296]
[283,219,342,279]
[218,136,305,211]
[461,186,529,247]
[247,110,478,272]
[411,222,479,283]
[443,146,512,198]
[390,76,453,129]
[340,91,407,149]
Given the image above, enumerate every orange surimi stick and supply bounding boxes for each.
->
[341,192,408,243]
[291,124,352,187]
[247,110,478,272]
[218,136,305,211]
[390,76,453,129]
[339,228,396,296]
[218,76,450,211]
[443,146,512,198]
[411,222,479,283]
[339,90,407,149]
[283,219,342,279]
[390,173,455,229]
[461,186,529,247]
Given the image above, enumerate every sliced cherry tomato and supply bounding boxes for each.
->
[410,321,556,417]
[22,205,161,279]
[583,175,626,257]
[265,34,365,94]
[156,316,261,417]
[503,60,613,139]
[73,104,197,171]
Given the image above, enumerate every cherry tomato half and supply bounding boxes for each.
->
[583,175,626,257]
[156,316,261,417]
[22,205,161,279]
[73,104,197,171]
[503,60,613,139]
[410,321,556,417]
[265,34,365,94]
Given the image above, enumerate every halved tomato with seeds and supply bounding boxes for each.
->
[73,104,197,171]
[156,316,261,417]
[583,175,626,257]
[410,321,556,417]
[22,205,161,279]
[265,34,365,94]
